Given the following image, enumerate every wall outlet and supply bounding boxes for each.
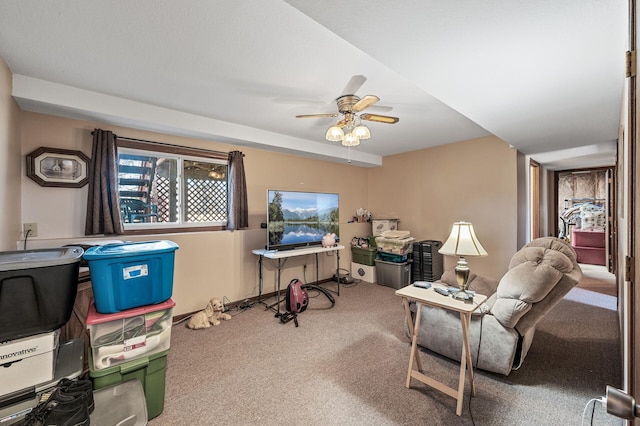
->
[23,223,38,237]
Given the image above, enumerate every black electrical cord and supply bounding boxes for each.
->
[223,295,255,315]
[23,229,32,250]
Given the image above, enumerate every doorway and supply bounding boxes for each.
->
[555,167,614,272]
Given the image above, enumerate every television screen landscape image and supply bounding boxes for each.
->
[267,190,339,250]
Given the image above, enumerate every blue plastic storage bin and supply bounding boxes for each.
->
[84,241,179,313]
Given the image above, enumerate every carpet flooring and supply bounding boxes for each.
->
[149,266,621,425]
[576,263,617,297]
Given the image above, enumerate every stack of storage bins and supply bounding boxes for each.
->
[351,236,377,283]
[0,247,85,424]
[83,240,178,420]
[374,227,414,289]
[411,240,444,282]
[571,228,606,265]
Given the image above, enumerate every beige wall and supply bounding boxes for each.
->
[19,112,373,315]
[14,109,520,316]
[0,57,22,251]
[367,136,519,279]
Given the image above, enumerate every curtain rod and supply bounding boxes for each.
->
[116,136,236,157]
[91,131,243,157]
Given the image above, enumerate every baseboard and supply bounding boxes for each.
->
[172,278,336,322]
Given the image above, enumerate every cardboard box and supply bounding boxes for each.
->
[351,262,377,283]
[371,219,399,236]
[0,339,84,424]
[0,330,59,395]
[86,299,174,371]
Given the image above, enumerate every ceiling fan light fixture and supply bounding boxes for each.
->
[208,170,225,179]
[304,91,397,152]
[342,132,360,147]
[353,124,371,140]
[326,126,344,142]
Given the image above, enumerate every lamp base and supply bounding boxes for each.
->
[454,257,472,300]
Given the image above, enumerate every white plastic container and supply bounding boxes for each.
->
[351,262,377,283]
[86,299,174,371]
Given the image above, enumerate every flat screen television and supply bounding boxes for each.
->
[266,190,339,251]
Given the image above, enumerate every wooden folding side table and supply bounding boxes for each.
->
[395,285,487,416]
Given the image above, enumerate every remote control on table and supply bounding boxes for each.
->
[413,281,432,289]
[433,287,450,296]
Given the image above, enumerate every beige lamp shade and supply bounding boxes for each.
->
[342,132,360,146]
[353,124,371,140]
[439,221,488,257]
[325,126,344,142]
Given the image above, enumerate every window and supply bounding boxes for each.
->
[117,142,228,231]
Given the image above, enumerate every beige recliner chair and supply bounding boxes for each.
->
[410,237,583,376]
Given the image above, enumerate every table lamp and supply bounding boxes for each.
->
[438,221,488,300]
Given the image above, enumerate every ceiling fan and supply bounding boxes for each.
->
[296,94,399,124]
[296,94,399,146]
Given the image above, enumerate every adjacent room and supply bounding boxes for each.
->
[0,1,636,425]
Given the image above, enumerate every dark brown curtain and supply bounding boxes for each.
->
[85,129,124,235]
[227,151,248,230]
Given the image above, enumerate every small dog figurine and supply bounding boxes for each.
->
[187,297,232,329]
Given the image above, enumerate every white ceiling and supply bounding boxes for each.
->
[0,1,627,169]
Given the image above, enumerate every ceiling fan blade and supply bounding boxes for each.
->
[360,113,399,124]
[296,113,339,119]
[352,95,380,112]
[340,75,367,96]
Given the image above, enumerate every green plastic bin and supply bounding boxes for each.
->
[88,349,168,420]
[351,247,377,266]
